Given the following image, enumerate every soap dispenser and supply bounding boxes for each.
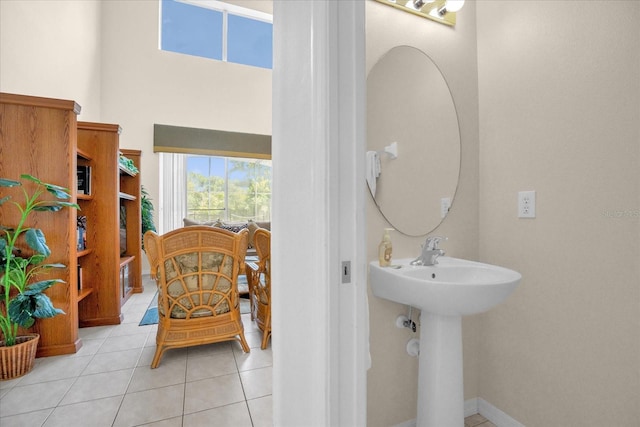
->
[378,228,394,267]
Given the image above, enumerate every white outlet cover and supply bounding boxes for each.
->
[518,191,536,218]
[441,197,451,219]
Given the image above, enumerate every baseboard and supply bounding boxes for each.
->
[392,399,482,427]
[465,397,479,417]
[392,420,416,427]
[391,397,524,427]
[478,398,525,427]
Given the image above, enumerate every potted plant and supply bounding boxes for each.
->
[141,185,156,251]
[0,174,78,380]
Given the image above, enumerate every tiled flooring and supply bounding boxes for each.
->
[0,277,272,427]
[1,276,494,427]
[465,413,497,427]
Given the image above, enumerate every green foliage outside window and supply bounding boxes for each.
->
[187,158,271,223]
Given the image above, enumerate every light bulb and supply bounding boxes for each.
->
[443,0,464,13]
[406,0,434,10]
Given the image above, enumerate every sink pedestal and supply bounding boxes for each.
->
[369,258,522,426]
[417,313,464,427]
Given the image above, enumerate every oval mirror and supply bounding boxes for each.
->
[367,45,461,236]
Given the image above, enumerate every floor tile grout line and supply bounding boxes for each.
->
[232,334,256,426]
[181,368,187,427]
[1,286,274,427]
[109,317,156,427]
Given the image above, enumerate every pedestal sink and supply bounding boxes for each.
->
[369,257,521,427]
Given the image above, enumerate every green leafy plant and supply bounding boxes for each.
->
[141,185,156,251]
[0,175,79,346]
[119,155,139,175]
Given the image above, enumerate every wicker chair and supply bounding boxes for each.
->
[246,228,271,349]
[144,226,250,368]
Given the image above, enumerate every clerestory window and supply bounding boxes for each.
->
[160,0,273,69]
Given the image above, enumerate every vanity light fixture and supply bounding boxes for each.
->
[374,0,464,27]
[437,0,465,15]
[407,0,433,10]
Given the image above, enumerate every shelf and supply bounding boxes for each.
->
[77,248,93,258]
[77,287,93,302]
[77,194,93,201]
[119,164,138,177]
[120,255,135,267]
[119,192,137,201]
[77,148,92,161]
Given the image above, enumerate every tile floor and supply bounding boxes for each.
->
[0,277,272,427]
[1,276,494,427]
[465,413,497,427]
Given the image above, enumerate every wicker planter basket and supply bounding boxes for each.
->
[0,334,40,381]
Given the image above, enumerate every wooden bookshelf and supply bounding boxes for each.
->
[0,93,144,355]
[0,92,82,356]
[119,149,143,300]
[76,123,143,326]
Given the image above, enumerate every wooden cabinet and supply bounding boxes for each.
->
[0,93,143,356]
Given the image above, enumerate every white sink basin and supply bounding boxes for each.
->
[370,256,521,426]
[369,256,521,316]
[370,257,521,426]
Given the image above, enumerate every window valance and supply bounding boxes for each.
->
[153,124,271,159]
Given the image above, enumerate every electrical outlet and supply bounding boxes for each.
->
[518,191,536,218]
[441,197,451,219]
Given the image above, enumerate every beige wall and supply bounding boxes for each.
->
[0,0,102,118]
[477,1,640,425]
[365,2,481,425]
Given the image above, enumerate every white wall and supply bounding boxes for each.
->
[477,1,640,425]
[365,2,480,425]
[0,0,102,118]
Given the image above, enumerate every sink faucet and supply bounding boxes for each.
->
[411,236,447,266]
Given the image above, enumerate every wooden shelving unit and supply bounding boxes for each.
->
[76,123,143,326]
[119,149,143,301]
[0,92,82,357]
[0,93,143,356]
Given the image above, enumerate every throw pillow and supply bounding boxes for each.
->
[215,221,248,234]
[247,219,260,248]
[183,218,218,227]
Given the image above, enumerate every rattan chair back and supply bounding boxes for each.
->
[247,228,271,349]
[144,226,250,368]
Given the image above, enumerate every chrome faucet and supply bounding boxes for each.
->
[410,236,447,266]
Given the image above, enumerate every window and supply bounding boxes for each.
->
[160,0,273,69]
[186,155,271,223]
